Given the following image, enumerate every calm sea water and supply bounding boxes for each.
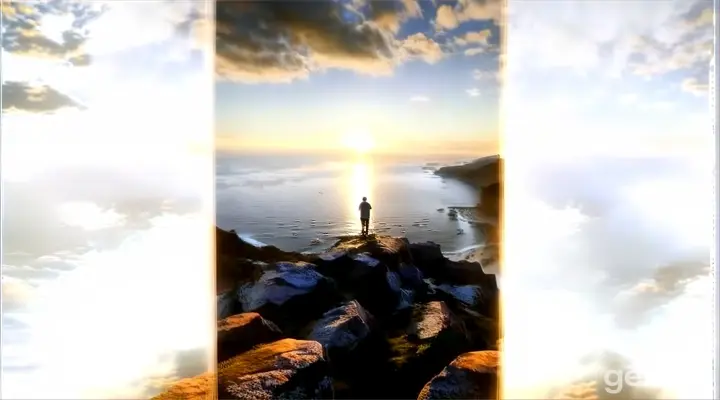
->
[216,152,486,254]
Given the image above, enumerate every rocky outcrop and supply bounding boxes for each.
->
[154,227,500,400]
[152,373,214,400]
[307,300,374,353]
[417,350,499,400]
[434,156,502,221]
[218,339,333,400]
[434,155,501,189]
[217,313,283,363]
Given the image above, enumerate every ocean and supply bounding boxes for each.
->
[215,152,491,258]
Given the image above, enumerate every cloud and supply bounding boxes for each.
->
[435,0,502,30]
[681,77,708,96]
[509,0,713,78]
[1,275,36,311]
[618,93,638,105]
[2,81,84,113]
[215,1,443,83]
[612,261,710,328]
[464,47,485,56]
[454,29,492,46]
[466,88,480,97]
[435,5,459,30]
[364,0,423,33]
[410,95,430,102]
[400,32,444,63]
[472,68,497,80]
[551,352,663,400]
[1,1,106,63]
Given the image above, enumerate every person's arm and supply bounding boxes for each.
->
[358,203,362,210]
[369,204,372,210]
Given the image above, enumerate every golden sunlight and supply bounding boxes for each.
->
[342,129,376,154]
[345,160,374,231]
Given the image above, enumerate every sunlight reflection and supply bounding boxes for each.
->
[345,157,374,234]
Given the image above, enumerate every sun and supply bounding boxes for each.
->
[342,129,375,154]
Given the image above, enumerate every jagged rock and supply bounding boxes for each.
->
[407,301,460,340]
[237,262,329,311]
[397,288,415,310]
[381,301,472,399]
[443,260,497,286]
[386,270,402,293]
[218,339,333,400]
[308,300,374,352]
[417,350,499,400]
[427,280,484,308]
[151,372,213,400]
[218,313,284,363]
[398,262,424,288]
[331,235,412,266]
[218,289,238,319]
[408,242,445,276]
[237,263,343,336]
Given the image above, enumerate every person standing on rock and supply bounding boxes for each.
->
[358,196,372,236]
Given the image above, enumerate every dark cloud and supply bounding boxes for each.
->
[2,81,83,113]
[215,0,442,83]
[1,0,106,62]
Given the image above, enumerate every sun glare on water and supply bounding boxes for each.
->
[342,129,375,154]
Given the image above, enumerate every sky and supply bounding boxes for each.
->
[2,1,216,398]
[2,0,717,399]
[501,1,715,399]
[214,0,502,156]
[503,0,714,160]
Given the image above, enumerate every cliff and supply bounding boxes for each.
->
[154,227,500,400]
[435,155,502,222]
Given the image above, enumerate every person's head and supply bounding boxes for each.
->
[362,197,367,201]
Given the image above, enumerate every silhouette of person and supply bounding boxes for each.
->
[358,196,372,236]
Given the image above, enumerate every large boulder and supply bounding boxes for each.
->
[218,339,333,400]
[151,373,213,400]
[381,301,472,399]
[329,235,412,267]
[398,262,424,289]
[238,261,343,335]
[216,226,311,295]
[417,350,499,400]
[315,249,400,319]
[408,242,445,277]
[307,300,374,353]
[217,313,284,362]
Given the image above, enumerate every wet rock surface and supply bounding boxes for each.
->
[418,350,499,400]
[153,228,500,400]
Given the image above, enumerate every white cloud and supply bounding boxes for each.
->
[504,155,714,398]
[466,88,480,97]
[410,95,430,102]
[435,0,502,31]
[507,0,713,77]
[681,77,709,96]
[464,47,485,56]
[619,93,639,105]
[2,275,36,311]
[57,202,126,231]
[472,68,497,80]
